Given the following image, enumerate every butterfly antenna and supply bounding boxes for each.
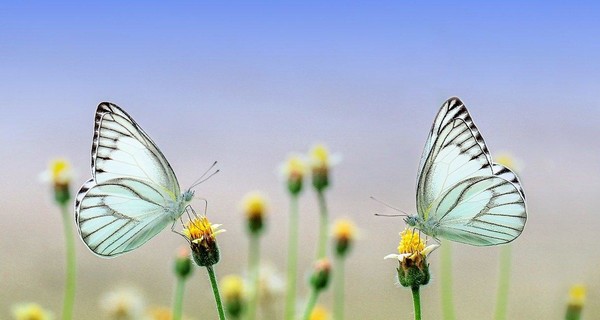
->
[370,196,410,216]
[189,161,219,190]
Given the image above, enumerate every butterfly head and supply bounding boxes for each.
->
[404,215,420,228]
[182,189,195,202]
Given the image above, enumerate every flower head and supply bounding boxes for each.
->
[495,152,523,173]
[40,158,74,205]
[332,218,357,257]
[173,246,193,279]
[279,154,307,195]
[12,303,54,320]
[145,306,193,320]
[100,287,146,320]
[310,305,330,320]
[221,274,246,318]
[566,284,586,319]
[384,228,438,288]
[241,191,268,235]
[310,258,332,291]
[308,143,340,192]
[183,215,225,267]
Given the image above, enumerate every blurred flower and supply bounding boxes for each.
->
[332,218,358,257]
[100,287,146,320]
[279,154,307,195]
[241,191,268,235]
[310,259,332,291]
[385,229,437,288]
[257,263,285,302]
[12,303,54,320]
[145,306,193,320]
[495,152,523,173]
[40,158,74,205]
[221,274,246,318]
[183,215,225,267]
[309,305,330,320]
[565,284,586,320]
[308,143,340,192]
[174,246,193,279]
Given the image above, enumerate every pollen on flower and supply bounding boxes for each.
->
[333,219,356,241]
[310,144,330,167]
[183,216,224,245]
[398,229,426,255]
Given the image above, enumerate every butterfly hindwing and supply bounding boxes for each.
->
[429,176,526,246]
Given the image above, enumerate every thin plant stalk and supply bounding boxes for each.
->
[411,286,422,320]
[206,265,227,320]
[316,190,328,259]
[60,203,76,320]
[301,288,320,320]
[284,194,300,320]
[247,234,261,320]
[172,277,186,320]
[440,240,455,320]
[333,255,345,320]
[494,245,512,320]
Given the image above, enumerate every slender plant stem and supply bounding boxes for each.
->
[301,288,320,320]
[247,234,261,320]
[172,277,186,320]
[494,245,512,320]
[411,286,422,320]
[285,195,300,320]
[440,241,455,320]
[60,203,76,320]
[206,265,227,320]
[334,255,345,320]
[316,190,328,260]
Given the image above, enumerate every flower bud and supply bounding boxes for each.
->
[310,259,332,291]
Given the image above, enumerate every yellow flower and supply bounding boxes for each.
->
[310,305,330,320]
[145,306,193,320]
[12,303,54,320]
[308,143,340,191]
[183,215,225,267]
[495,152,523,173]
[40,158,74,205]
[568,284,586,308]
[221,275,245,318]
[100,287,146,320]
[280,154,307,195]
[384,229,438,288]
[332,218,358,257]
[241,191,268,234]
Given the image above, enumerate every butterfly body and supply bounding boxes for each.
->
[411,97,527,246]
[75,103,195,258]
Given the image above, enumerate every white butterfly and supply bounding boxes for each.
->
[405,97,527,246]
[75,103,210,257]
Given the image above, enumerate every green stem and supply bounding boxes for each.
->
[285,195,300,320]
[60,203,76,320]
[333,255,345,320]
[206,265,227,320]
[565,306,582,320]
[440,241,455,320]
[301,288,320,320]
[494,245,512,320]
[172,277,186,320]
[247,234,261,320]
[411,286,422,320]
[316,191,328,260]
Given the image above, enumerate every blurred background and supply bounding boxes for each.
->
[1,2,599,319]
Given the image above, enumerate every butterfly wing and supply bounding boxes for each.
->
[75,103,182,257]
[416,97,526,245]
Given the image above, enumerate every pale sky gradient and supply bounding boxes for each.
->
[1,2,600,319]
